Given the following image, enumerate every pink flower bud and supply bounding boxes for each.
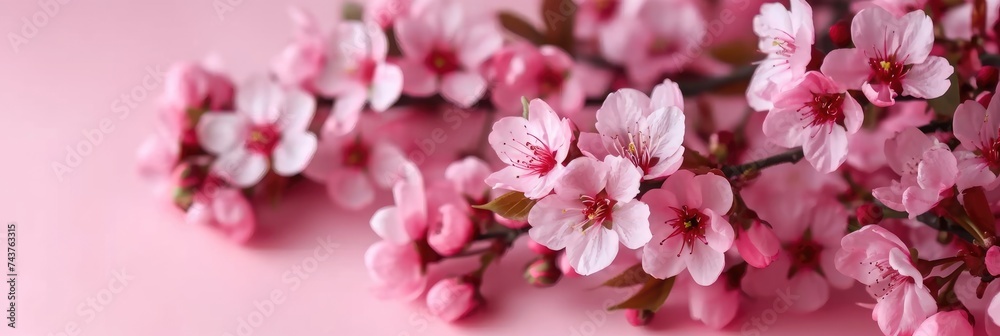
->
[978,66,999,91]
[426,277,481,322]
[856,204,884,225]
[625,309,653,326]
[527,239,556,256]
[164,62,234,111]
[494,213,528,229]
[829,19,852,48]
[978,91,995,108]
[185,187,256,243]
[987,246,1000,276]
[523,257,562,287]
[735,221,780,268]
[428,204,474,256]
[558,253,580,278]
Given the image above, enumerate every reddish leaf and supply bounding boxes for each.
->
[963,187,996,237]
[541,0,576,52]
[608,277,676,312]
[601,264,652,288]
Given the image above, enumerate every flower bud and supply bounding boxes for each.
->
[978,66,999,91]
[428,204,474,256]
[524,257,562,287]
[426,277,481,322]
[829,19,852,48]
[494,213,528,229]
[987,246,1000,276]
[856,203,883,225]
[625,309,654,326]
[979,91,995,108]
[558,253,580,278]
[735,221,780,268]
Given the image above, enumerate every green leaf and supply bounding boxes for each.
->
[928,71,961,117]
[608,277,676,312]
[472,191,537,221]
[963,186,996,237]
[498,12,547,45]
[601,264,651,288]
[342,2,364,21]
[541,0,576,52]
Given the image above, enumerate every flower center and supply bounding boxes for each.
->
[501,133,558,177]
[580,191,616,231]
[245,124,280,154]
[425,48,461,75]
[978,130,1000,174]
[801,92,846,127]
[348,58,378,84]
[865,259,908,300]
[537,67,566,96]
[649,37,680,56]
[342,139,370,168]
[867,54,909,94]
[772,38,796,58]
[661,205,709,256]
[610,131,660,176]
[593,0,619,21]
[787,238,823,273]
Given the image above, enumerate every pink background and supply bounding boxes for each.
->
[1,0,883,335]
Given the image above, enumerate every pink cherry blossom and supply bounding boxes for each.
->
[988,246,1000,276]
[272,8,327,91]
[485,99,573,199]
[741,196,853,312]
[574,0,639,40]
[196,79,318,187]
[747,0,815,111]
[846,101,934,172]
[527,156,652,275]
[426,277,480,321]
[395,0,502,107]
[863,0,927,17]
[835,225,937,336]
[315,21,403,136]
[365,0,415,28]
[762,71,863,173]
[578,81,685,180]
[687,275,740,329]
[914,310,973,336]
[735,220,781,268]
[186,186,256,243]
[641,170,735,286]
[821,7,954,107]
[137,130,179,186]
[952,93,1000,192]
[599,0,708,87]
[488,43,585,114]
[161,62,235,147]
[364,240,426,301]
[940,0,1000,41]
[303,133,408,210]
[425,181,475,256]
[873,127,958,218]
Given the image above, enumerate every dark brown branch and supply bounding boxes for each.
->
[722,148,805,178]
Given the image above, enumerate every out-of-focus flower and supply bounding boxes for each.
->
[836,225,936,336]
[742,197,853,313]
[528,156,652,275]
[161,62,236,147]
[524,257,562,287]
[443,157,492,203]
[488,43,585,114]
[762,71,863,173]
[303,133,407,210]
[578,80,685,180]
[427,277,481,321]
[196,79,318,187]
[365,240,426,301]
[427,202,474,256]
[688,275,739,329]
[952,93,1000,191]
[315,21,403,136]
[395,0,502,107]
[914,310,974,336]
[821,7,953,107]
[272,8,327,91]
[872,127,958,218]
[641,170,734,286]
[186,185,256,243]
[599,0,708,87]
[485,99,573,199]
[366,0,415,28]
[625,308,654,326]
[747,0,815,111]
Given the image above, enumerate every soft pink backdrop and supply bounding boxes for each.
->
[1,0,882,335]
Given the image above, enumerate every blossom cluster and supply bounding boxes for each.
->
[137,0,1000,334]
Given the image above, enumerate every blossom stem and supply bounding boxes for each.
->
[938,264,967,303]
[721,148,805,178]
